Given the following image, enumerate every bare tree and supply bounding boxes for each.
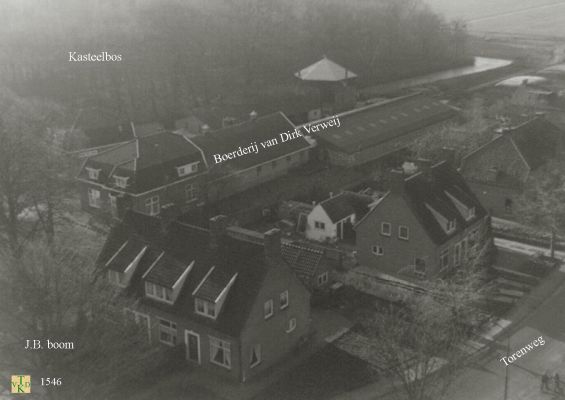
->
[0,229,164,400]
[516,160,565,259]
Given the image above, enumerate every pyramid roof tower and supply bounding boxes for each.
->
[295,56,357,82]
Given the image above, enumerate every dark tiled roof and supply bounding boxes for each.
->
[79,131,205,193]
[281,242,324,280]
[401,162,487,245]
[190,112,310,171]
[509,118,564,170]
[105,238,147,273]
[96,212,273,336]
[319,192,374,224]
[315,94,456,154]
[460,117,565,185]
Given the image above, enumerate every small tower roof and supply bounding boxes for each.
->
[295,56,357,82]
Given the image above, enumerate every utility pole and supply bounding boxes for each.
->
[504,338,510,400]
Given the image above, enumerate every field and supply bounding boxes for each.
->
[425,0,565,37]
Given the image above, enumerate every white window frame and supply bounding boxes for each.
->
[209,336,231,369]
[176,162,199,177]
[264,299,274,319]
[145,195,160,216]
[372,245,384,256]
[398,225,409,240]
[195,298,217,319]
[114,175,129,188]
[145,281,174,304]
[454,242,462,266]
[108,270,126,287]
[286,318,297,333]
[381,222,391,236]
[440,248,450,269]
[414,257,426,276]
[158,318,177,346]
[446,219,456,234]
[185,183,198,202]
[86,167,100,180]
[467,207,476,221]
[185,330,201,364]
[87,188,101,208]
[280,290,289,310]
[317,272,329,286]
[109,193,118,218]
[250,344,262,368]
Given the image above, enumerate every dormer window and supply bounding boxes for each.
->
[176,162,199,177]
[445,191,476,222]
[108,270,126,287]
[145,281,173,304]
[86,167,100,180]
[114,175,129,188]
[195,298,217,319]
[446,219,456,233]
[468,207,476,221]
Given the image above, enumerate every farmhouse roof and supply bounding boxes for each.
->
[314,94,456,154]
[318,191,374,224]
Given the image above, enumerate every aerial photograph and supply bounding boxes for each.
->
[1,0,565,399]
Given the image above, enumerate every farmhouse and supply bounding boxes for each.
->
[77,131,206,220]
[97,212,311,383]
[355,161,489,281]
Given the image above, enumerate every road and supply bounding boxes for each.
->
[495,238,565,264]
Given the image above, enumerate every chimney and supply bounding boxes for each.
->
[264,228,281,262]
[439,147,456,168]
[388,169,406,194]
[416,158,433,180]
[329,192,334,198]
[249,110,258,121]
[209,215,228,250]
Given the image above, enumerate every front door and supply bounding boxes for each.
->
[185,330,200,364]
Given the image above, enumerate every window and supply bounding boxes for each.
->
[286,318,296,333]
[185,183,198,202]
[87,188,101,208]
[108,270,126,287]
[314,221,326,230]
[440,248,450,269]
[145,195,160,216]
[317,272,329,286]
[114,176,129,188]
[209,337,231,369]
[381,222,391,236]
[446,220,456,233]
[372,245,384,256]
[398,225,409,240]
[145,281,173,303]
[195,298,216,319]
[109,194,118,218]
[280,290,289,310]
[414,258,426,276]
[272,160,277,169]
[176,162,199,177]
[86,167,100,180]
[467,207,476,221]
[264,299,274,319]
[250,344,262,368]
[505,198,513,213]
[125,310,151,342]
[158,318,177,346]
[454,243,462,266]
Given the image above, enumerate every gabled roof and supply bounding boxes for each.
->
[96,212,281,336]
[318,191,374,224]
[315,94,456,154]
[460,117,565,183]
[78,131,205,193]
[295,56,357,81]
[281,242,325,280]
[190,112,310,172]
[358,163,487,245]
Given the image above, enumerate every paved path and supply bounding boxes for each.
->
[495,238,565,265]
